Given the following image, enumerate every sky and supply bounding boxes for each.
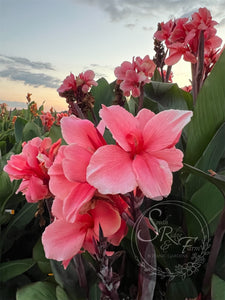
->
[0,0,225,112]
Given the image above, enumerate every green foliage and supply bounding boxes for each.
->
[185,49,225,165]
[91,77,114,121]
[0,259,35,283]
[212,275,225,300]
[16,281,57,300]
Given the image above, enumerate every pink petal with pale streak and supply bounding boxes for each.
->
[51,197,63,219]
[133,153,172,199]
[143,109,193,151]
[48,146,76,198]
[63,183,96,223]
[49,158,76,199]
[82,228,96,254]
[62,259,72,269]
[3,155,29,180]
[87,145,137,195]
[18,176,48,202]
[62,145,92,183]
[108,219,127,246]
[150,147,184,172]
[61,116,104,151]
[135,108,155,131]
[96,120,105,136]
[91,201,121,237]
[99,105,138,152]
[22,143,40,169]
[42,220,86,261]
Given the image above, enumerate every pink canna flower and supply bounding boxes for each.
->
[48,115,106,223]
[114,61,133,83]
[166,42,197,65]
[120,70,147,97]
[40,111,55,131]
[87,105,193,200]
[114,56,156,97]
[154,19,175,45]
[55,112,69,125]
[57,73,77,96]
[76,70,98,93]
[4,137,61,202]
[42,196,128,269]
[182,85,192,93]
[134,55,156,78]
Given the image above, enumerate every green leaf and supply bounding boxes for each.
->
[50,260,86,300]
[183,164,225,198]
[2,202,37,239]
[48,124,65,144]
[91,78,114,121]
[16,281,57,300]
[33,238,52,275]
[185,122,225,199]
[56,286,70,300]
[215,237,225,280]
[0,259,35,282]
[212,275,225,300]
[185,49,225,165]
[0,141,6,155]
[144,81,191,111]
[14,117,27,142]
[89,283,100,300]
[0,171,13,206]
[166,278,198,300]
[127,96,137,115]
[151,67,162,82]
[189,182,224,235]
[23,121,41,141]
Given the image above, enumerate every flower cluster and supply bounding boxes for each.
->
[154,7,222,66]
[114,55,156,97]
[57,70,98,97]
[4,104,192,267]
[40,111,55,131]
[42,115,128,268]
[4,137,61,202]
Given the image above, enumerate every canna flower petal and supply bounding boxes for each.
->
[62,144,92,182]
[61,116,104,151]
[133,153,172,199]
[63,183,96,223]
[143,109,193,151]
[91,201,121,237]
[17,176,49,203]
[135,108,155,131]
[42,220,86,261]
[151,147,184,172]
[99,105,138,152]
[87,145,137,195]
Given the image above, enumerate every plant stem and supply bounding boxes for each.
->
[137,85,144,113]
[202,205,225,299]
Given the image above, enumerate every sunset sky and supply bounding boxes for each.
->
[0,0,225,112]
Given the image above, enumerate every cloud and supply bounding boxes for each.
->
[0,100,27,109]
[0,54,55,70]
[0,54,61,89]
[0,67,60,88]
[73,0,225,23]
[125,23,136,29]
[142,26,154,31]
